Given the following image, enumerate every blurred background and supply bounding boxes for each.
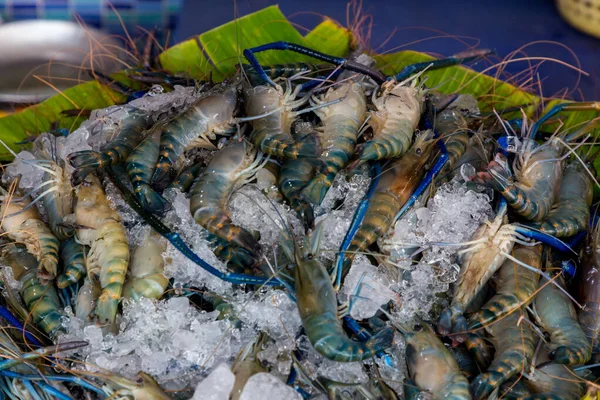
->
[0,0,599,104]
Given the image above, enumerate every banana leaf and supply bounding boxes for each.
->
[0,5,597,164]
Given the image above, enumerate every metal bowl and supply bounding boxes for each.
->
[0,20,124,104]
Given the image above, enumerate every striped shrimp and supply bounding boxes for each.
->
[300,81,368,205]
[468,244,541,331]
[578,216,600,354]
[122,228,168,301]
[523,160,594,237]
[0,187,59,280]
[190,140,266,254]
[284,222,394,362]
[1,242,63,338]
[472,136,564,222]
[126,125,169,213]
[340,132,438,281]
[470,312,537,400]
[151,85,238,190]
[244,83,319,159]
[351,77,424,166]
[74,174,129,324]
[521,363,585,400]
[56,237,88,289]
[68,108,151,184]
[534,274,591,365]
[401,321,471,400]
[437,200,518,343]
[40,160,75,241]
[1,138,75,241]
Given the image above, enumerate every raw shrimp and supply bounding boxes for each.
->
[190,140,265,254]
[74,174,129,324]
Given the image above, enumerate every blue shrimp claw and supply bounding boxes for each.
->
[0,306,43,347]
[105,166,282,287]
[529,101,600,140]
[393,48,493,81]
[513,225,575,254]
[335,163,382,289]
[243,41,387,85]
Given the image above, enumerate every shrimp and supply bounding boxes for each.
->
[438,200,519,343]
[74,174,129,324]
[468,244,541,331]
[534,274,591,365]
[0,187,59,280]
[352,79,424,166]
[301,81,368,205]
[231,332,269,400]
[57,237,88,289]
[472,137,563,221]
[578,215,600,354]
[1,243,63,338]
[284,222,394,362]
[122,229,168,301]
[102,371,170,400]
[126,125,169,213]
[244,83,318,159]
[151,86,237,190]
[521,363,584,400]
[190,140,265,254]
[470,312,537,400]
[68,108,151,184]
[523,161,594,237]
[340,132,438,281]
[40,159,75,241]
[402,321,471,400]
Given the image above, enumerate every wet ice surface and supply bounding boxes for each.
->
[1,86,497,397]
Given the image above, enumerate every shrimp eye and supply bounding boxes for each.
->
[415,148,422,155]
[413,323,423,331]
[307,253,314,260]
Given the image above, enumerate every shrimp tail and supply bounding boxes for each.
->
[471,153,513,191]
[136,184,171,214]
[67,151,104,185]
[150,161,174,192]
[438,305,468,344]
[471,371,506,400]
[56,261,86,289]
[291,199,315,232]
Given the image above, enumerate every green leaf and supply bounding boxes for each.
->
[0,81,124,159]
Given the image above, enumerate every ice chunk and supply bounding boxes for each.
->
[129,85,199,119]
[192,363,235,400]
[237,290,302,341]
[239,373,301,400]
[2,151,44,193]
[341,255,397,320]
[317,358,368,384]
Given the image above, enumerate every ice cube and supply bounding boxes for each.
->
[239,373,301,400]
[192,363,235,400]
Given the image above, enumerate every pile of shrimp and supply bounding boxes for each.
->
[1,46,600,400]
